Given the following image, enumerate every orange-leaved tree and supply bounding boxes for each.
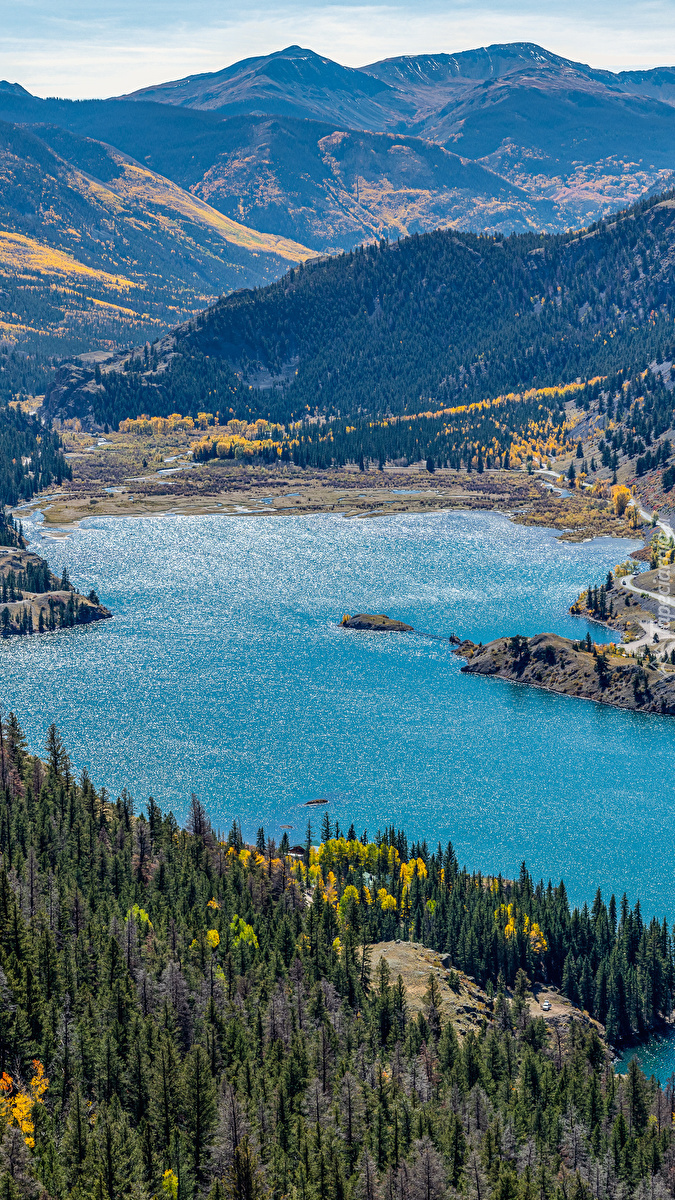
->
[0,1060,49,1148]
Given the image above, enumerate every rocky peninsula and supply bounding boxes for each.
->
[454,632,675,715]
[0,548,111,637]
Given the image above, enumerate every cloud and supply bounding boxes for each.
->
[3,0,675,99]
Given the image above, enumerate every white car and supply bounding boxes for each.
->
[542,1000,551,1011]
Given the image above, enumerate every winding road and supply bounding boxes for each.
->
[619,574,675,611]
[615,575,675,655]
[540,464,675,656]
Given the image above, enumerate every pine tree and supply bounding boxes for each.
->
[150,1037,182,1152]
[579,958,594,1014]
[223,1137,267,1200]
[62,1088,89,1188]
[182,1044,217,1182]
[562,952,580,1007]
[85,1097,144,1200]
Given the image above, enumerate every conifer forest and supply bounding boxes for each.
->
[0,717,673,1200]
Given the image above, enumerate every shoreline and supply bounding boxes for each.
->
[460,656,673,718]
[14,432,651,540]
[18,498,645,559]
[454,631,675,717]
[0,546,112,637]
[14,469,647,547]
[14,479,531,529]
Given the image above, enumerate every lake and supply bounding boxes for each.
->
[3,508,673,918]
[615,1033,675,1084]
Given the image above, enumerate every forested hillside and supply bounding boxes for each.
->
[49,186,675,434]
[0,715,673,1200]
[186,384,576,473]
[133,115,549,250]
[0,406,70,507]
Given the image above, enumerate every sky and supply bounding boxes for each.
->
[3,0,675,100]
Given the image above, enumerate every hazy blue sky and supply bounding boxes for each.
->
[4,0,675,99]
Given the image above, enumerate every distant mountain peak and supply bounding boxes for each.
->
[118,44,388,97]
[0,81,32,97]
[360,42,591,88]
[118,43,398,124]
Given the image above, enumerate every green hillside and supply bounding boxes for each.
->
[0,713,673,1200]
[0,405,70,506]
[47,187,675,433]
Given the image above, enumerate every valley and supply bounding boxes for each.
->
[5,27,675,1200]
[25,186,674,534]
[17,406,648,544]
[0,118,313,360]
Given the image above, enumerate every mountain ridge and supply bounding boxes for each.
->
[118,44,408,129]
[0,95,561,251]
[361,43,675,106]
[97,43,675,234]
[43,185,675,436]
[0,117,314,357]
[119,42,675,120]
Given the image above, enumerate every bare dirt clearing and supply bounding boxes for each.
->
[371,940,609,1060]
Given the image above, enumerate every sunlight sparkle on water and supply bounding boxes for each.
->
[5,509,672,916]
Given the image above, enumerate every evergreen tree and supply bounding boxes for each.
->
[182,1045,218,1182]
[562,952,580,1007]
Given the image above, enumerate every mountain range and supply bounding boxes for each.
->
[122,42,675,124]
[3,41,675,361]
[118,43,675,231]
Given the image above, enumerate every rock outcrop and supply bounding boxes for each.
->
[43,364,107,430]
[0,549,112,637]
[341,612,413,631]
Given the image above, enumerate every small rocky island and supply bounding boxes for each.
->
[341,613,414,632]
[454,632,675,715]
[0,547,111,637]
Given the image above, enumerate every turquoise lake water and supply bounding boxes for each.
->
[615,1034,675,1083]
[3,508,674,921]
